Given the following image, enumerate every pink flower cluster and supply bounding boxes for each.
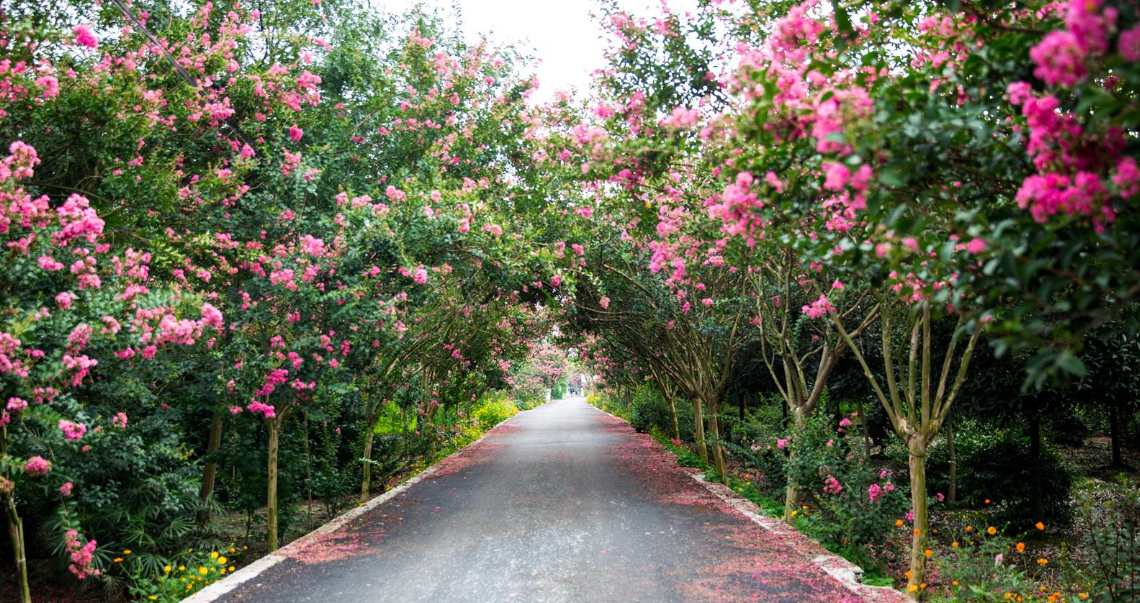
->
[801,294,835,319]
[24,455,51,476]
[64,530,99,579]
[58,419,87,442]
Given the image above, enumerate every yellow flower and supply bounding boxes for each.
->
[218,556,227,565]
[179,565,186,571]
[113,558,123,563]
[908,585,919,592]
[229,566,235,572]
[1079,593,1089,600]
[164,565,172,573]
[229,547,236,553]
[199,566,209,576]
[987,526,997,535]
[952,581,959,587]
[123,549,132,555]
[149,597,157,601]
[210,551,219,559]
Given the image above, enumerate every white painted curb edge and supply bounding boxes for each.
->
[586,401,906,603]
[181,408,528,603]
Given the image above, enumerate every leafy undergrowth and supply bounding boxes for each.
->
[646,426,896,589]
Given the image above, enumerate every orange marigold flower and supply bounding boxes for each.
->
[913,529,922,537]
[965,525,973,532]
[1035,522,1045,531]
[952,541,959,548]
[1016,542,1025,553]
[987,526,997,535]
[1037,558,1048,565]
[896,519,904,527]
[924,549,933,558]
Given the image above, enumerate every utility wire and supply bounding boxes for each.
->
[108,0,257,151]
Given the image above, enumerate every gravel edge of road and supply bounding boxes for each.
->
[586,403,908,603]
[180,408,530,603]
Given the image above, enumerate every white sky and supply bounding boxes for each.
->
[375,0,692,102]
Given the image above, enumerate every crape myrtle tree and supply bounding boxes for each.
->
[551,0,1140,596]
[1,0,565,595]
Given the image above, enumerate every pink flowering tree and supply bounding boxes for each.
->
[0,140,218,602]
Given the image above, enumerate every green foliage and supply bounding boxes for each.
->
[1073,479,1140,603]
[628,384,693,441]
[925,422,1074,528]
[472,394,519,431]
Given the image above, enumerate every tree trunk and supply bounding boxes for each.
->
[1111,399,1124,468]
[197,411,225,525]
[266,420,281,553]
[783,409,805,520]
[906,437,930,599]
[947,418,957,508]
[360,428,375,504]
[4,494,31,603]
[693,399,708,464]
[666,391,680,442]
[1029,410,1043,520]
[708,406,728,483]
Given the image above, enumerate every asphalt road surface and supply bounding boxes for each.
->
[213,397,891,603]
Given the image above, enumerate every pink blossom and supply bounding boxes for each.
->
[60,482,74,496]
[24,456,51,476]
[6,397,28,413]
[776,438,788,450]
[965,237,986,254]
[823,474,843,495]
[58,419,87,442]
[822,162,850,191]
[1030,31,1087,87]
[868,483,883,502]
[289,125,304,142]
[600,296,610,309]
[412,267,428,284]
[801,295,835,319]
[72,25,98,49]
[1119,25,1140,61]
[111,412,128,428]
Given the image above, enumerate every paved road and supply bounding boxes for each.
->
[213,397,890,603]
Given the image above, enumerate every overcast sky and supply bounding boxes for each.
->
[374,0,691,102]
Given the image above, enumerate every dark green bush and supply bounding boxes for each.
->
[926,423,1073,527]
[629,385,693,441]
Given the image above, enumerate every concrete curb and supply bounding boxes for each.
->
[586,401,906,603]
[181,408,529,603]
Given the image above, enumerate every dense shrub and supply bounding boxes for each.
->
[629,385,694,441]
[472,395,519,431]
[926,423,1074,527]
